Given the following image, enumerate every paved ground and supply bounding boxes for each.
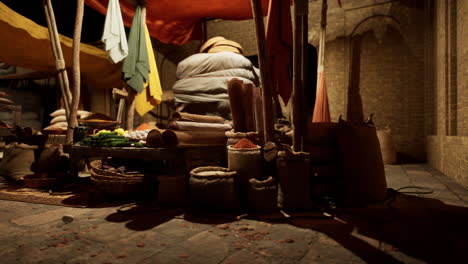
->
[1,164,467,264]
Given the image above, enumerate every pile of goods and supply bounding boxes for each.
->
[123,129,152,142]
[43,108,92,132]
[81,129,143,147]
[0,91,14,107]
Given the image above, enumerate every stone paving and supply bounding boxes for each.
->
[1,164,467,264]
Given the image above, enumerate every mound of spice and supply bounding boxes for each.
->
[233,138,257,149]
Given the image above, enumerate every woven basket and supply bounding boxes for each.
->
[90,178,145,197]
[89,160,145,180]
[89,160,146,197]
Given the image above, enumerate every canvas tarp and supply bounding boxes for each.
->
[0,2,121,90]
[85,0,269,45]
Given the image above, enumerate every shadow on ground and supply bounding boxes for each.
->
[290,193,468,263]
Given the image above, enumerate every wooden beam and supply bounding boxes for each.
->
[67,0,84,144]
[292,0,308,152]
[250,0,274,143]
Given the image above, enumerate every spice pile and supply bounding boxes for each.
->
[233,138,257,149]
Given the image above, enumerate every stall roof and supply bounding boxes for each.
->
[85,0,269,45]
[0,2,121,90]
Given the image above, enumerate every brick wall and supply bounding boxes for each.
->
[320,1,426,161]
[427,0,468,188]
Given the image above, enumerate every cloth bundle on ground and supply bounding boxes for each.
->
[37,144,69,177]
[172,52,259,118]
[0,143,37,181]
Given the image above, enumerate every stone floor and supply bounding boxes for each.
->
[1,164,467,264]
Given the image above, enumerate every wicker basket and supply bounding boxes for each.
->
[89,160,145,180]
[89,160,147,197]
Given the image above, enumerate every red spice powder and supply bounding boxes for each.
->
[233,138,257,149]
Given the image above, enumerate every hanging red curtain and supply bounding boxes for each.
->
[312,71,331,122]
[265,0,293,105]
[85,0,269,45]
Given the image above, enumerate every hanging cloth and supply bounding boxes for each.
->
[312,0,330,123]
[312,71,330,122]
[265,0,293,105]
[135,26,163,116]
[122,5,149,93]
[102,0,128,63]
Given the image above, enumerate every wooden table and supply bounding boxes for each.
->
[64,144,227,178]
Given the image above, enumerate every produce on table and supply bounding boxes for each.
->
[81,131,143,147]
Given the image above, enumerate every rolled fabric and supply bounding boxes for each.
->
[162,129,227,147]
[227,78,246,132]
[171,112,225,124]
[167,121,232,131]
[146,129,164,147]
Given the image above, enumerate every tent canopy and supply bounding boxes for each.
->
[85,0,269,45]
[0,2,122,90]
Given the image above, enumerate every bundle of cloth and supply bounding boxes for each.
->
[172,37,260,119]
[43,108,92,131]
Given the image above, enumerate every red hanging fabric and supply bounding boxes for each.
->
[85,0,269,45]
[265,0,293,105]
[312,71,331,122]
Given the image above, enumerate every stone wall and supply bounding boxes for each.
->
[427,0,468,188]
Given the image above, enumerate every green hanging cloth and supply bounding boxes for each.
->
[122,5,148,93]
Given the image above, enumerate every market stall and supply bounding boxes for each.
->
[0,0,389,212]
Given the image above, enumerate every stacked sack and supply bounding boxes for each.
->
[0,91,16,127]
[44,109,92,131]
[0,91,15,107]
[172,36,259,118]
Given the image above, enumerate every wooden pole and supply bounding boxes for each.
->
[300,0,309,151]
[42,0,72,118]
[292,0,308,152]
[67,0,84,144]
[250,0,275,143]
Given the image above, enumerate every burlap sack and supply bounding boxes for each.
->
[337,117,388,206]
[0,143,37,180]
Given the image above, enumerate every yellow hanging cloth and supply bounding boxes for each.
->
[135,25,163,116]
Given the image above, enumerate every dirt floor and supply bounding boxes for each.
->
[1,164,467,264]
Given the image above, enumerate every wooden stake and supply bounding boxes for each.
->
[67,0,84,144]
[42,0,72,118]
[250,0,274,143]
[292,0,308,152]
